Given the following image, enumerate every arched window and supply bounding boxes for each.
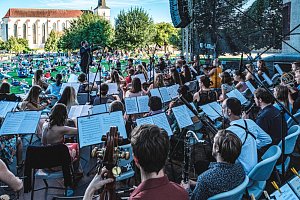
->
[42,23,46,43]
[53,23,56,31]
[14,24,18,38]
[62,22,66,30]
[66,20,70,29]
[23,24,27,39]
[33,24,37,44]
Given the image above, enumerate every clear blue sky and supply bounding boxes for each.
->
[0,0,172,24]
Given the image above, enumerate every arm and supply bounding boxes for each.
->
[0,159,23,192]
[62,126,78,135]
[190,176,208,200]
[253,122,272,149]
[208,68,216,76]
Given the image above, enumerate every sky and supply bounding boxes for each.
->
[0,0,172,24]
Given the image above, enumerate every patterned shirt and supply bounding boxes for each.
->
[191,162,245,200]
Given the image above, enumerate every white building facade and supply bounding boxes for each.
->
[282,0,300,54]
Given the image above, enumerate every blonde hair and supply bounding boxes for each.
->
[154,73,165,88]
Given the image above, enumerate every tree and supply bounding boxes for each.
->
[45,30,60,52]
[16,38,30,52]
[169,29,182,50]
[152,22,178,52]
[5,37,25,53]
[59,13,114,50]
[114,7,155,51]
[0,39,5,50]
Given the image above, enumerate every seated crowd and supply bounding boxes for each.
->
[1,55,300,200]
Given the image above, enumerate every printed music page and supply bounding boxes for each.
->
[125,97,138,114]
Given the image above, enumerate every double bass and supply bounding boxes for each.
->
[91,126,130,200]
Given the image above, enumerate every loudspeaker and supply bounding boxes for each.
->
[169,0,191,28]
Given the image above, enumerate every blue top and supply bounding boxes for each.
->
[191,162,245,200]
[46,83,62,98]
[256,104,287,145]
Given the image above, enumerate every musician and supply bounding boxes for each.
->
[193,76,218,106]
[204,58,222,88]
[80,41,91,74]
[57,86,78,112]
[0,159,23,192]
[233,70,247,93]
[32,69,49,90]
[134,64,148,80]
[0,82,22,102]
[125,68,135,86]
[93,83,116,105]
[170,67,183,86]
[219,72,235,101]
[157,57,166,72]
[182,130,245,200]
[222,97,272,173]
[146,73,165,94]
[126,58,134,70]
[144,96,163,117]
[257,60,270,78]
[181,65,192,84]
[45,73,63,99]
[273,85,292,121]
[254,88,287,145]
[288,62,300,113]
[130,124,188,199]
[122,78,146,98]
[21,85,49,111]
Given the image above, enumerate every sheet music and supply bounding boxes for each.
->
[150,88,161,98]
[137,96,150,113]
[131,74,146,84]
[68,105,91,118]
[89,73,101,82]
[275,64,284,75]
[107,83,119,95]
[0,101,18,118]
[270,184,298,200]
[136,116,154,126]
[200,104,220,121]
[209,102,223,116]
[91,104,108,115]
[167,84,179,99]
[226,89,248,105]
[60,83,80,94]
[125,97,138,114]
[245,81,256,94]
[159,87,172,103]
[0,111,41,135]
[68,74,78,83]
[262,73,273,86]
[78,114,102,148]
[185,103,197,117]
[152,113,173,136]
[172,105,193,128]
[288,176,300,198]
[100,111,127,139]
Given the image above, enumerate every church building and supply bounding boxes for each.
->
[0,0,111,49]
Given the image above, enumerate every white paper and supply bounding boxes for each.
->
[137,96,150,113]
[78,114,102,148]
[91,104,107,115]
[0,101,18,118]
[88,73,101,82]
[136,117,154,127]
[167,84,180,99]
[226,89,248,105]
[200,104,220,121]
[274,64,284,76]
[100,111,127,139]
[152,113,173,136]
[132,74,146,84]
[150,88,161,98]
[184,104,197,117]
[262,73,273,86]
[245,81,256,94]
[159,87,172,103]
[125,97,138,115]
[0,111,41,135]
[68,74,78,83]
[60,83,80,94]
[209,102,223,116]
[68,105,91,118]
[107,83,119,95]
[172,105,193,128]
[288,176,300,198]
[271,184,298,200]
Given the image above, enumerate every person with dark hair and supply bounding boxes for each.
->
[193,76,217,106]
[123,77,146,98]
[182,130,245,200]
[125,68,135,86]
[273,85,292,121]
[146,96,163,116]
[233,70,247,93]
[21,85,49,111]
[93,83,116,105]
[77,73,89,93]
[181,65,192,84]
[203,58,222,88]
[80,41,91,74]
[109,100,125,115]
[222,97,271,174]
[33,69,48,90]
[157,57,166,72]
[257,60,270,78]
[170,67,183,86]
[0,82,22,101]
[126,58,134,70]
[45,73,63,98]
[130,124,188,199]
[219,72,234,101]
[254,88,287,145]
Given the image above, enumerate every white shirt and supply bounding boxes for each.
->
[227,119,272,174]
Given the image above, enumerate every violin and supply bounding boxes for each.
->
[91,126,130,200]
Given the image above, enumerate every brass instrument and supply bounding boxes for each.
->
[281,72,295,86]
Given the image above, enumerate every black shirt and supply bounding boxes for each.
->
[0,93,22,102]
[256,104,287,145]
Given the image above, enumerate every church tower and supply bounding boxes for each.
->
[94,0,111,22]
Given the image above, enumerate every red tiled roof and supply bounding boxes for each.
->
[3,8,86,18]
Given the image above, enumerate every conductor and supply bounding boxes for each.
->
[80,41,92,74]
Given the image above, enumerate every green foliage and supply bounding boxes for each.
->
[5,37,29,53]
[169,28,182,50]
[0,39,5,50]
[59,13,114,50]
[114,7,154,51]
[152,22,178,52]
[45,30,60,52]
